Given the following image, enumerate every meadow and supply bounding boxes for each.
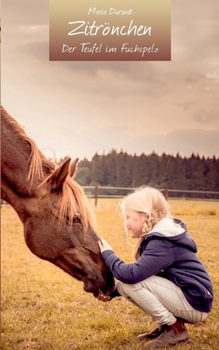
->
[1,199,219,350]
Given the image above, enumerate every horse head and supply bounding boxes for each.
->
[23,158,115,297]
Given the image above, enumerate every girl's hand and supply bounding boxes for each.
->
[98,238,113,253]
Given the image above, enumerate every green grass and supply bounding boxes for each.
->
[1,199,219,349]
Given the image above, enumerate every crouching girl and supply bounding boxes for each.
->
[98,186,214,348]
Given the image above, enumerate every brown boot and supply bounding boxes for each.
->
[144,319,190,348]
[137,324,167,341]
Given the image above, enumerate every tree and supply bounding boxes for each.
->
[68,151,219,194]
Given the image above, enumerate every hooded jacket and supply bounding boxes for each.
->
[101,218,214,313]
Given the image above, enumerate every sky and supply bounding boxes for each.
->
[1,1,219,161]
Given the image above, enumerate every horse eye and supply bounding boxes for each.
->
[73,215,81,224]
[66,215,81,225]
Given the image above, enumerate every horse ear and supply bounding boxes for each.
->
[69,158,79,178]
[47,158,71,190]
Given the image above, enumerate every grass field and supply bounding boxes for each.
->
[1,199,219,350]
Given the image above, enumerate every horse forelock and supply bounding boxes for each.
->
[58,178,96,232]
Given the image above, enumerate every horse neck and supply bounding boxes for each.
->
[1,108,51,211]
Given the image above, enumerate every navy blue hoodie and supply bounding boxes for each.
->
[102,218,214,313]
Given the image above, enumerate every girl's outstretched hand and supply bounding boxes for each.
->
[98,238,114,253]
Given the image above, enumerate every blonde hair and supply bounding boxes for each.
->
[120,186,172,259]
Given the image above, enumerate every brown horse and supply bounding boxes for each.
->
[1,106,115,297]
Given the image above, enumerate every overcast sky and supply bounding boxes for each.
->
[1,1,219,161]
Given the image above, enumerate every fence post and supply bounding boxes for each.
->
[95,186,99,207]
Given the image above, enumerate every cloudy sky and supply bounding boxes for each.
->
[1,1,219,161]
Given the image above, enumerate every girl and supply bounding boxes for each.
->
[98,186,214,348]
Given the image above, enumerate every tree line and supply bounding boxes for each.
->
[58,150,219,195]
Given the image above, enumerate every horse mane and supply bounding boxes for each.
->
[1,106,95,232]
[1,106,55,185]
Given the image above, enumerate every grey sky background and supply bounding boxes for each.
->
[1,1,219,161]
